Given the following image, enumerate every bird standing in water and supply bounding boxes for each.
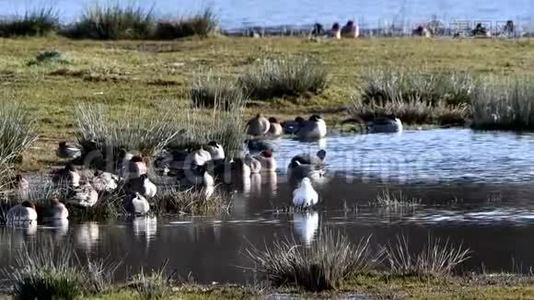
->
[292,177,319,208]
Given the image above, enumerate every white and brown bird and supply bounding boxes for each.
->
[56,141,82,159]
[292,177,319,208]
[297,115,327,140]
[127,174,157,198]
[126,155,148,180]
[128,192,150,215]
[69,183,98,208]
[92,170,120,193]
[47,198,69,220]
[268,117,283,137]
[52,164,81,188]
[254,150,277,172]
[6,201,37,225]
[246,114,270,136]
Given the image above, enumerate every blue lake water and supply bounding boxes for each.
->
[1,0,534,29]
[3,129,534,284]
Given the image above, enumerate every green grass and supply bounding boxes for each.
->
[63,3,154,40]
[1,37,534,170]
[246,229,375,291]
[0,100,37,164]
[370,189,421,208]
[239,56,329,100]
[0,7,58,37]
[384,235,471,277]
[129,265,171,300]
[360,67,474,106]
[153,187,231,216]
[471,75,534,130]
[75,103,180,158]
[167,101,246,158]
[349,97,469,125]
[61,4,217,40]
[153,8,217,39]
[27,50,68,66]
[2,240,118,299]
[189,73,246,110]
[351,67,473,125]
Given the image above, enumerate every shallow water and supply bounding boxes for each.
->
[2,129,534,284]
[1,0,534,29]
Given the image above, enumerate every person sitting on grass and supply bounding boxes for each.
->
[413,25,431,38]
[472,23,491,37]
[311,23,325,37]
[329,22,341,39]
[503,20,514,36]
[341,20,360,38]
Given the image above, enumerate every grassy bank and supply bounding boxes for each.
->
[2,272,533,299]
[1,238,533,299]
[81,275,534,299]
[1,37,534,170]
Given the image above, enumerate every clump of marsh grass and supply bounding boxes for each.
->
[0,164,15,193]
[360,68,474,106]
[129,263,172,300]
[63,3,154,40]
[153,186,230,216]
[471,76,534,130]
[168,97,246,158]
[190,73,246,110]
[2,240,119,299]
[349,97,469,125]
[0,7,59,37]
[384,235,471,277]
[370,190,421,208]
[246,230,375,291]
[0,101,37,165]
[239,56,328,100]
[153,8,217,39]
[75,103,180,159]
[27,50,69,66]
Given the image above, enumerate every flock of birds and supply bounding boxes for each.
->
[4,113,404,227]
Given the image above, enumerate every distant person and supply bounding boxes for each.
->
[504,20,514,36]
[412,25,431,38]
[341,20,360,38]
[473,23,491,37]
[311,23,325,37]
[329,22,341,39]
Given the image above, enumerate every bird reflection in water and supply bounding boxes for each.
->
[292,211,319,246]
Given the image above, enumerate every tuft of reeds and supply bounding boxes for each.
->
[371,189,421,208]
[27,50,68,66]
[239,56,328,100]
[0,100,37,165]
[0,7,59,37]
[190,74,246,110]
[153,186,231,216]
[168,97,246,158]
[471,76,534,130]
[384,235,471,277]
[349,97,469,125]
[153,8,217,39]
[360,68,474,106]
[129,263,172,300]
[75,103,180,159]
[63,3,154,40]
[2,240,119,299]
[246,230,375,291]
